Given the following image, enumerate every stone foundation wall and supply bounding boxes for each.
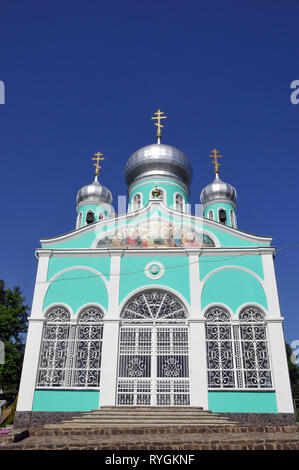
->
[13,411,83,429]
[13,411,297,429]
[218,412,297,426]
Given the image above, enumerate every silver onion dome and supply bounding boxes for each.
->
[125,143,193,188]
[76,176,113,205]
[200,174,237,206]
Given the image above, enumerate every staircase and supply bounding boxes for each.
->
[45,406,237,429]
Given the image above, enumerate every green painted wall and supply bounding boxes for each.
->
[208,391,277,413]
[32,390,99,412]
[130,178,188,210]
[43,268,109,314]
[201,268,268,314]
[200,255,264,281]
[77,203,111,228]
[47,256,111,282]
[204,202,236,228]
[119,256,190,306]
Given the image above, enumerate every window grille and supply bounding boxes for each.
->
[117,289,190,406]
[37,306,104,389]
[205,305,272,390]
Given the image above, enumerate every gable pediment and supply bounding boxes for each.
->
[40,201,272,250]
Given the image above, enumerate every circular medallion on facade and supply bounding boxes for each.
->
[144,261,165,280]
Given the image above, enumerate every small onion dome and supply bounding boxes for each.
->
[200,174,237,206]
[125,143,193,188]
[76,176,113,205]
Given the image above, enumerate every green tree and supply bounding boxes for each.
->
[0,280,29,391]
[286,343,299,400]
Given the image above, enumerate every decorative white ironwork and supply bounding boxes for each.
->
[205,305,272,390]
[121,289,187,322]
[118,289,190,406]
[37,306,104,388]
[239,307,272,388]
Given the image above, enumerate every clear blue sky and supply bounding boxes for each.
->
[0,1,298,343]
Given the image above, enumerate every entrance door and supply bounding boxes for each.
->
[117,324,190,406]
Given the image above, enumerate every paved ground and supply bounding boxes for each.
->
[1,426,299,450]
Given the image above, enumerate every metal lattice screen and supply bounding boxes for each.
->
[205,306,272,389]
[37,306,104,388]
[117,289,190,406]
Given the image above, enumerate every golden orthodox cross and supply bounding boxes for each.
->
[209,149,222,174]
[92,151,104,177]
[151,109,167,142]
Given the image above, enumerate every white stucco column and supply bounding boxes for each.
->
[17,251,50,412]
[99,250,122,407]
[99,320,120,407]
[261,252,281,319]
[189,321,209,409]
[16,320,44,411]
[267,321,294,413]
[187,252,208,408]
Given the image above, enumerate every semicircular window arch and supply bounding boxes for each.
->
[121,289,188,321]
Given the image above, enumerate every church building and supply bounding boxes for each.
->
[15,110,295,426]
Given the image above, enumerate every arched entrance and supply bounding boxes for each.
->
[117,289,190,406]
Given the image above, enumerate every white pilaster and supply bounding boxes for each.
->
[189,321,208,409]
[99,321,119,407]
[188,253,201,319]
[267,321,294,413]
[99,251,122,407]
[17,252,50,412]
[107,250,122,319]
[261,253,281,319]
[30,252,51,319]
[187,253,208,408]
[16,320,44,411]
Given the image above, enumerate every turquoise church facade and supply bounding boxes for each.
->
[16,128,295,425]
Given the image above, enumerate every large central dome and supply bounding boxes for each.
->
[125,143,193,188]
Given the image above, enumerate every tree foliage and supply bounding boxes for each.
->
[0,280,29,390]
[286,343,299,400]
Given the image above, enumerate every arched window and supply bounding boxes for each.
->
[118,290,189,406]
[37,305,105,389]
[239,306,272,389]
[208,210,214,220]
[77,212,83,229]
[218,208,227,225]
[229,210,235,228]
[132,194,141,211]
[121,289,188,321]
[175,194,184,212]
[86,210,94,224]
[205,306,235,388]
[73,307,104,387]
[205,305,272,390]
[37,307,71,387]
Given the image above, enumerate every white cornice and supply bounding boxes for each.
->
[35,246,276,259]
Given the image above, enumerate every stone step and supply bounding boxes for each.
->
[99,405,203,413]
[68,416,233,423]
[67,418,235,426]
[46,421,236,429]
[76,410,219,417]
